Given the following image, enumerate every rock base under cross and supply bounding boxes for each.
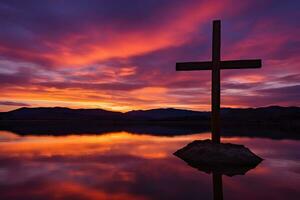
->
[174,139,263,176]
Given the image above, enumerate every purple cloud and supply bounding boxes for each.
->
[0,101,30,107]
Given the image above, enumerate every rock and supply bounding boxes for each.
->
[174,139,263,176]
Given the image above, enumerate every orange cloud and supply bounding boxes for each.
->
[0,1,299,112]
[7,0,245,67]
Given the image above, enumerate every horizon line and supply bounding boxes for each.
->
[2,105,299,113]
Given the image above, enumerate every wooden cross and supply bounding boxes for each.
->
[176,20,262,143]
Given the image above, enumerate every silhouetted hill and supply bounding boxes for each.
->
[0,106,299,138]
[126,108,209,120]
[0,107,123,120]
[221,106,300,125]
[0,106,299,123]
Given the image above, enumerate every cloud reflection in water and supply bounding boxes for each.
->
[0,131,299,200]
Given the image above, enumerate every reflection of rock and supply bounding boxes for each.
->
[174,139,262,176]
[184,161,259,176]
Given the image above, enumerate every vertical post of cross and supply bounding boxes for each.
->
[211,20,221,143]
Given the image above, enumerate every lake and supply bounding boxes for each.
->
[0,130,299,200]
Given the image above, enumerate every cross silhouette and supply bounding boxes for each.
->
[176,20,262,143]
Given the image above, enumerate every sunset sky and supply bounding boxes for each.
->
[0,0,299,112]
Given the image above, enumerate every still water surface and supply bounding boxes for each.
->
[0,131,299,200]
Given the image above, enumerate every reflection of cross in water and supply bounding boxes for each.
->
[176,20,262,143]
[213,173,223,200]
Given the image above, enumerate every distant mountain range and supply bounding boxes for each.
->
[0,106,299,123]
[0,106,299,138]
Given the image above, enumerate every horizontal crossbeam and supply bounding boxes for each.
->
[221,59,262,69]
[176,59,261,71]
[176,61,212,70]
